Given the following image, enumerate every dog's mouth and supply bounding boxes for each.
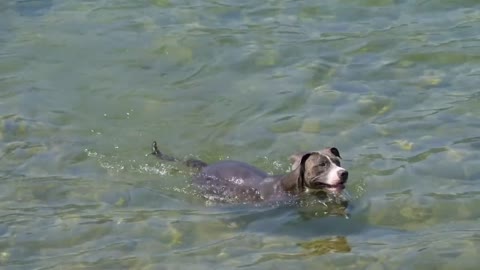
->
[312,182,345,191]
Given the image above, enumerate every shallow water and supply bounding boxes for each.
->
[1,0,480,269]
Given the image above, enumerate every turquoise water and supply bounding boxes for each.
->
[1,0,480,269]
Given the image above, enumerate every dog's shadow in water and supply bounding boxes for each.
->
[202,191,359,238]
[216,193,383,268]
[200,194,359,266]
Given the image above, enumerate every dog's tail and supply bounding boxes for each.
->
[151,141,207,170]
[151,141,177,161]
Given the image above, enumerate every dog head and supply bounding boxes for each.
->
[290,147,348,192]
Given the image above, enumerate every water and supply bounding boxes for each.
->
[1,0,480,269]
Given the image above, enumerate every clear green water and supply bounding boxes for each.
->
[1,0,480,269]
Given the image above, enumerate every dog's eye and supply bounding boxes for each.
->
[318,162,326,167]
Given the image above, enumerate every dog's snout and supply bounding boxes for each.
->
[338,170,348,183]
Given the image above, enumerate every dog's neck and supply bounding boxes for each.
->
[278,170,304,194]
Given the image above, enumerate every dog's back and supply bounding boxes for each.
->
[193,161,269,202]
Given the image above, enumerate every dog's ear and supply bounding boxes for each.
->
[327,147,342,159]
[290,152,314,172]
[290,152,308,171]
[286,152,313,191]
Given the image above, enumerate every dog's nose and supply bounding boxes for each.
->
[338,170,348,183]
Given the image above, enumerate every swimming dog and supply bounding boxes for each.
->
[151,141,348,203]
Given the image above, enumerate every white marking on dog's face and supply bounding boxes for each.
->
[325,155,345,186]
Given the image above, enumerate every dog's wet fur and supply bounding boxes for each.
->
[151,141,348,203]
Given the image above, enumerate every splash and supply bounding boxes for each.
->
[84,148,176,176]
